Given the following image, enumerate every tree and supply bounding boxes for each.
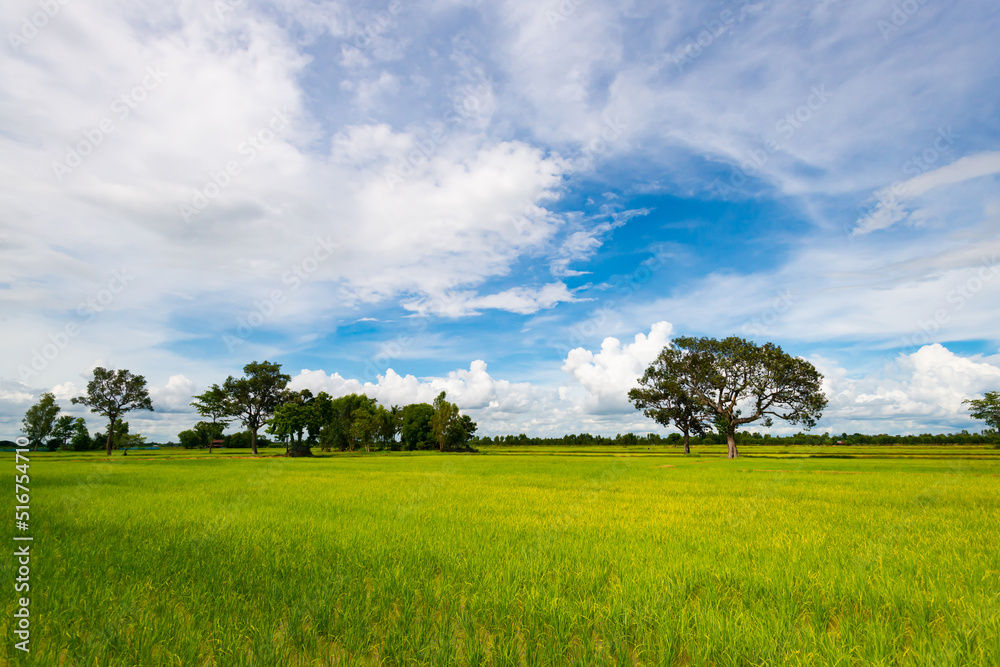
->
[113,421,146,456]
[191,384,234,454]
[178,428,206,449]
[72,367,154,456]
[431,392,477,451]
[350,408,377,453]
[629,357,711,454]
[68,418,91,451]
[222,361,290,456]
[47,415,78,451]
[400,403,435,450]
[268,389,321,455]
[636,337,827,458]
[319,393,378,452]
[432,392,460,452]
[964,392,1000,432]
[376,405,401,449]
[21,392,61,451]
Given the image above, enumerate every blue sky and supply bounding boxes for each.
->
[2,0,999,440]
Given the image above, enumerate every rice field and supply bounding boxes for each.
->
[3,446,1000,665]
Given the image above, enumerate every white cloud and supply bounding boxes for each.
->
[50,382,80,401]
[150,374,198,412]
[816,344,1000,432]
[855,152,1000,235]
[289,360,544,414]
[561,321,674,414]
[403,282,580,317]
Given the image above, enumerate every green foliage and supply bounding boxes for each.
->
[224,430,273,449]
[46,414,77,451]
[431,392,477,451]
[71,367,154,456]
[315,393,376,452]
[964,391,1000,432]
[222,360,290,455]
[68,417,91,451]
[400,403,435,450]
[177,429,206,450]
[629,351,711,454]
[634,336,827,458]
[268,389,321,451]
[21,392,61,451]
[191,384,233,428]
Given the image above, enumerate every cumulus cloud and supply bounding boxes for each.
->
[149,375,198,412]
[289,360,543,414]
[561,321,674,414]
[818,344,1000,432]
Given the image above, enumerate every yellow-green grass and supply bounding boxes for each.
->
[2,448,999,665]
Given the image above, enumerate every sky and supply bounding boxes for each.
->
[2,0,999,442]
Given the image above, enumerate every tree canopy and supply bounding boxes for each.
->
[633,337,827,458]
[964,391,1000,432]
[21,392,60,451]
[72,367,154,456]
[191,384,234,453]
[431,392,476,452]
[629,354,710,454]
[222,360,290,455]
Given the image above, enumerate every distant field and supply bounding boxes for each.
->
[3,447,999,665]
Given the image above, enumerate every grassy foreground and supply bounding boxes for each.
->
[3,447,1000,665]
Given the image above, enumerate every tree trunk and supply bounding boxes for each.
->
[682,431,691,455]
[106,419,116,457]
[251,428,258,456]
[727,429,739,459]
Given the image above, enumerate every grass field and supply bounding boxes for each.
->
[3,446,1000,665]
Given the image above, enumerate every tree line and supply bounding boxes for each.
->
[480,430,1000,448]
[15,340,1000,455]
[177,361,477,455]
[16,361,478,455]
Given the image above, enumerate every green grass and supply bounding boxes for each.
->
[3,447,999,665]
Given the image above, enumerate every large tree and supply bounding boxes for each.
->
[222,360,290,456]
[964,391,1000,432]
[268,389,322,454]
[400,403,435,450]
[72,367,154,456]
[431,392,477,452]
[190,384,234,454]
[635,337,827,458]
[21,392,61,451]
[629,362,710,454]
[318,393,378,452]
[47,414,85,451]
